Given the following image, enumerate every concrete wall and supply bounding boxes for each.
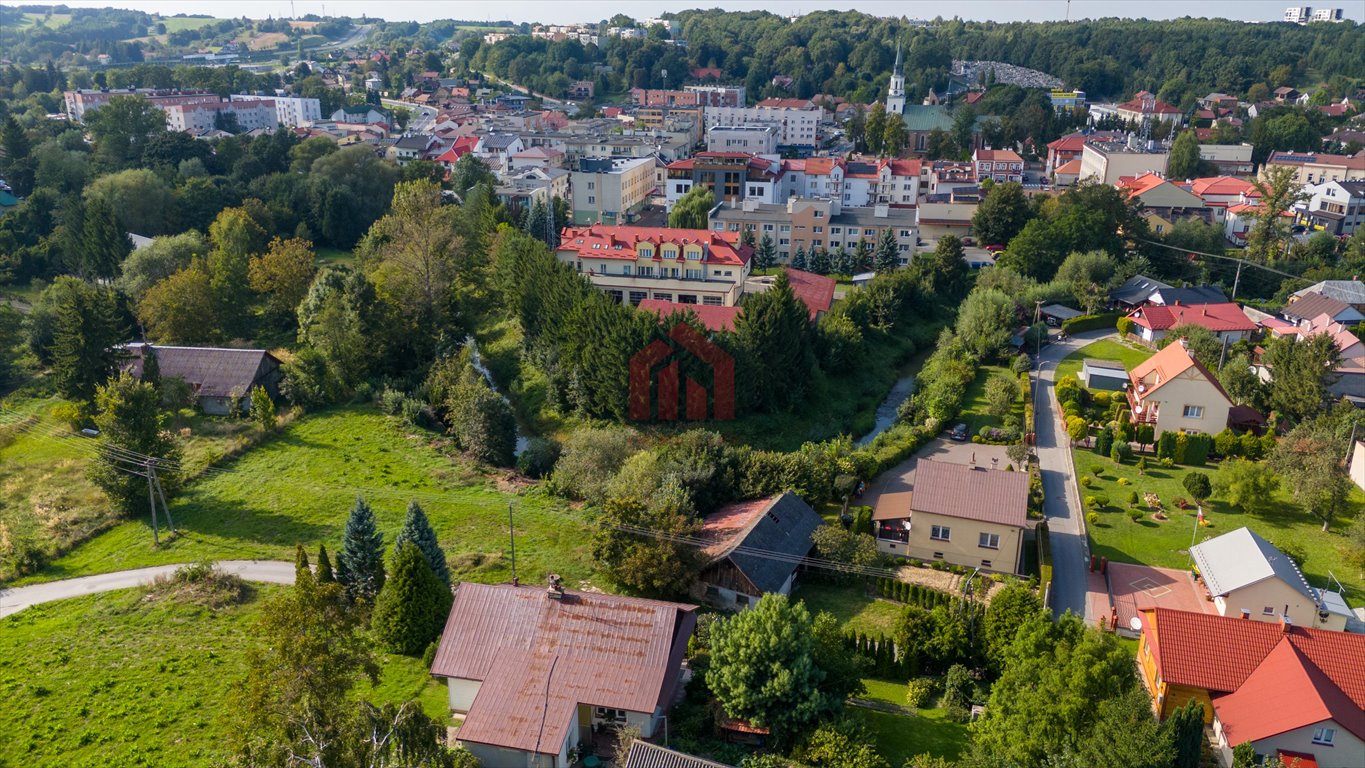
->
[900,509,1022,574]
[1140,369,1231,437]
[1216,579,1345,631]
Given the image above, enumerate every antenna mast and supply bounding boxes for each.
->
[508,501,518,586]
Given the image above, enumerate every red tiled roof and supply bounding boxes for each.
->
[975,148,1023,163]
[1213,639,1365,744]
[1119,96,1182,114]
[1277,752,1318,768]
[1047,135,1088,152]
[637,300,741,332]
[784,268,836,318]
[756,98,815,109]
[1128,338,1232,404]
[1116,172,1172,197]
[1142,608,1365,706]
[909,459,1028,528]
[1054,158,1082,175]
[804,157,838,176]
[430,583,697,754]
[558,225,752,266]
[1127,303,1256,333]
[1189,176,1257,198]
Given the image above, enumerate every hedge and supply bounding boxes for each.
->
[1061,312,1123,335]
[870,576,955,610]
[1037,520,1053,593]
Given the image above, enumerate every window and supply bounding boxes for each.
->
[735,593,750,606]
[981,560,993,568]
[704,585,720,598]
[653,292,672,301]
[930,525,951,541]
[831,226,842,234]
[685,269,702,280]
[703,296,722,306]
[622,265,632,275]
[779,238,790,246]
[587,195,596,204]
[763,224,775,231]
[813,226,823,234]
[932,551,945,559]
[899,229,911,237]
[587,181,595,190]
[1182,405,1204,419]
[629,291,647,305]
[780,224,791,232]
[638,266,653,277]
[678,294,697,304]
[1263,606,1275,615]
[1312,727,1336,745]
[979,532,1000,549]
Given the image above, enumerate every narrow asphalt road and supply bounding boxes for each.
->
[1033,330,1115,620]
[0,560,295,619]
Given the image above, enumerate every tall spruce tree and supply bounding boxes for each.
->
[524,198,550,246]
[807,247,831,275]
[733,272,817,412]
[316,543,335,583]
[295,544,311,582]
[791,245,808,270]
[853,237,873,272]
[393,500,450,585]
[335,497,386,603]
[51,278,123,403]
[371,542,453,655]
[755,233,777,270]
[873,227,900,272]
[81,197,132,280]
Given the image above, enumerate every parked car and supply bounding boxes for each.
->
[949,423,968,441]
[984,244,1006,253]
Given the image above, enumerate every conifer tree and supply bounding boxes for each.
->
[295,544,311,582]
[393,500,450,585]
[81,197,132,280]
[733,272,817,412]
[316,544,335,583]
[853,238,873,272]
[791,245,808,270]
[873,227,900,272]
[807,247,831,275]
[371,541,453,655]
[740,226,755,248]
[51,278,123,403]
[524,198,550,246]
[140,344,161,390]
[755,233,777,270]
[336,497,386,603]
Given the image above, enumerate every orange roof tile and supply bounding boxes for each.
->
[1054,158,1082,175]
[1128,338,1233,404]
[1189,176,1257,198]
[558,225,752,266]
[1213,639,1365,744]
[637,300,741,332]
[1127,303,1256,333]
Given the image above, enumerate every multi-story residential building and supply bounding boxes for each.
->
[506,145,566,172]
[1080,139,1170,184]
[684,85,746,107]
[926,161,977,196]
[1262,151,1365,186]
[64,88,212,121]
[1114,91,1185,125]
[230,94,321,127]
[1284,6,1313,22]
[555,224,752,306]
[706,125,779,154]
[709,197,918,266]
[1196,144,1255,177]
[569,156,656,225]
[664,152,782,208]
[494,166,570,211]
[1293,180,1365,236]
[164,98,278,133]
[972,148,1025,183]
[1310,7,1345,21]
[704,99,823,147]
[1045,131,1124,174]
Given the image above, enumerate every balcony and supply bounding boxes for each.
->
[1127,388,1159,424]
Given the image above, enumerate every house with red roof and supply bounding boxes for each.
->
[636,300,741,332]
[431,581,696,767]
[1137,606,1365,767]
[1116,92,1184,125]
[1126,339,1234,437]
[972,147,1024,183]
[1116,172,1215,233]
[1127,302,1256,345]
[557,225,753,307]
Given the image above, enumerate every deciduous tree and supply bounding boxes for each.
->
[249,236,317,322]
[668,185,715,229]
[89,372,182,516]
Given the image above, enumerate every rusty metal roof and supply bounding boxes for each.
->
[123,344,278,399]
[625,742,734,768]
[909,459,1028,528]
[431,583,696,755]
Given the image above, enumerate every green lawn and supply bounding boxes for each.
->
[0,586,445,767]
[156,16,222,33]
[958,364,1023,435]
[793,581,904,638]
[21,406,595,587]
[17,12,71,29]
[1077,448,1365,597]
[852,678,971,763]
[315,246,355,267]
[1056,339,1152,383]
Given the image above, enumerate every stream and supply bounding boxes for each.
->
[464,337,531,456]
[855,374,916,446]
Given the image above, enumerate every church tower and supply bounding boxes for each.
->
[886,42,906,115]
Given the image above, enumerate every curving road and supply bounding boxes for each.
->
[1033,330,1116,620]
[0,560,295,619]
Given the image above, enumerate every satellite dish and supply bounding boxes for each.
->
[1129,616,1143,632]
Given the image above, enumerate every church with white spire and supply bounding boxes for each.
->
[886,42,906,116]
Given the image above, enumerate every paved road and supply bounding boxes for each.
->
[382,98,438,134]
[0,560,295,619]
[1033,330,1115,620]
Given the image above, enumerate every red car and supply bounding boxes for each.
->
[984,244,1006,253]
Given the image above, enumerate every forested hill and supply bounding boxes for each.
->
[470,10,1364,107]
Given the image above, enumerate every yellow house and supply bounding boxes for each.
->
[1191,526,1352,631]
[873,459,1027,574]
[1127,339,1233,437]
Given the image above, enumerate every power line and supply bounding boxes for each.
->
[1134,237,1313,287]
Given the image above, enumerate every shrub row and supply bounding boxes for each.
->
[874,577,956,610]
[1061,312,1123,335]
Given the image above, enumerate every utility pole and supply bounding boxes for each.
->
[150,458,175,535]
[146,459,160,546]
[1230,259,1243,300]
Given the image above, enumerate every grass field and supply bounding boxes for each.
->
[958,363,1024,436]
[1055,338,1152,382]
[17,12,72,29]
[157,16,222,33]
[793,581,904,638]
[0,586,444,767]
[20,406,595,587]
[852,678,972,763]
[1077,447,1365,597]
[315,246,356,267]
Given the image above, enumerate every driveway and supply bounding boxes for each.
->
[0,560,295,619]
[861,437,1011,507]
[1034,330,1115,619]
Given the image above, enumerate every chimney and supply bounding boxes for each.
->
[1280,609,1292,632]
[546,573,564,599]
[1179,338,1189,350]
[1240,609,1251,619]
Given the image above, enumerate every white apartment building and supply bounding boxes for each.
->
[163,99,278,133]
[704,99,823,147]
[230,94,321,127]
[706,125,780,154]
[556,224,752,307]
[1080,140,1169,185]
[570,156,656,225]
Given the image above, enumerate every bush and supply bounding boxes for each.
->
[1092,495,1109,509]
[1086,511,1099,525]
[1117,477,1130,485]
[1091,390,1112,407]
[379,386,405,415]
[1160,457,1174,468]
[1127,490,1140,507]
[516,437,561,478]
[1084,495,1098,508]
[906,678,936,709]
[1061,312,1123,335]
[1010,354,1032,374]
[1079,475,1093,488]
[1116,316,1135,337]
[1088,464,1104,477]
[1127,509,1143,521]
[946,704,973,724]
